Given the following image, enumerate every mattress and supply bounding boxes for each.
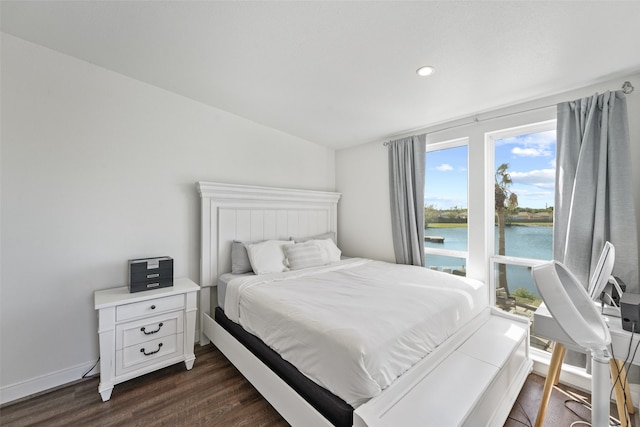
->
[224,258,488,407]
[217,272,252,308]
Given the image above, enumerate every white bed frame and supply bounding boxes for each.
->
[197,181,533,427]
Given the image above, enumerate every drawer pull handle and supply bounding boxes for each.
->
[140,343,163,356]
[147,273,160,279]
[150,305,156,310]
[140,323,163,335]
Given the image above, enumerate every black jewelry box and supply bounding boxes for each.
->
[128,256,173,293]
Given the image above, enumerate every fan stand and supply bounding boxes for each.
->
[591,348,612,427]
[532,261,613,427]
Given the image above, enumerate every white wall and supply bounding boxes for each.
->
[336,72,640,283]
[0,34,335,403]
[336,143,394,262]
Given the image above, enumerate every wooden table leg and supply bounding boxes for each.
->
[552,344,566,385]
[535,343,566,427]
[610,358,634,427]
[621,362,635,415]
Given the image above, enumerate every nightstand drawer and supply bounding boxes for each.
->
[116,294,184,322]
[116,333,184,376]
[116,312,184,350]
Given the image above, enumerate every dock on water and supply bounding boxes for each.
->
[425,236,445,243]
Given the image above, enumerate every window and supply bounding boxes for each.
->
[487,120,556,353]
[424,118,557,357]
[424,139,468,273]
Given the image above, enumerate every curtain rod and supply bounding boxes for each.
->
[383,81,634,146]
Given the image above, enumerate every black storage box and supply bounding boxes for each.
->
[128,256,173,293]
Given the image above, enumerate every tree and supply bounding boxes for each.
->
[424,204,438,227]
[495,163,518,295]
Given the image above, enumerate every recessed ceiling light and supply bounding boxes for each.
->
[416,66,435,77]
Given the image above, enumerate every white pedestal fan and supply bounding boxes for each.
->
[532,258,613,427]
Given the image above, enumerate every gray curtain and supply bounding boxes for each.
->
[555,91,639,293]
[388,134,426,266]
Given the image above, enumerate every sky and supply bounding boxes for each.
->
[425,130,556,210]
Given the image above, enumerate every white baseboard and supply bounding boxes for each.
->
[1,328,200,406]
[0,359,99,405]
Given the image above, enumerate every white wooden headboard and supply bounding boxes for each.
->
[196,181,341,343]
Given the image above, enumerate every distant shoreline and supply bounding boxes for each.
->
[426,222,553,229]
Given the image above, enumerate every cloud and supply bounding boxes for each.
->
[497,131,556,148]
[511,147,552,157]
[497,130,556,159]
[510,168,555,189]
[435,163,453,171]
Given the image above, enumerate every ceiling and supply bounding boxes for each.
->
[2,1,640,150]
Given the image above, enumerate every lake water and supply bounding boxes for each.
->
[425,226,553,297]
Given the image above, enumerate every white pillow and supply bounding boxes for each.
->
[292,231,337,244]
[283,242,326,270]
[244,240,294,275]
[309,238,342,263]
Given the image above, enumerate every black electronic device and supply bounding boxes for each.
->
[128,256,173,293]
[620,291,640,332]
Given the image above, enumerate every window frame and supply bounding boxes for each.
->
[424,137,470,262]
[484,119,556,308]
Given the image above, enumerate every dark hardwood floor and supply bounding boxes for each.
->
[504,372,633,427]
[0,344,633,427]
[0,344,287,427]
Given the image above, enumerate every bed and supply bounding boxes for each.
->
[197,181,532,427]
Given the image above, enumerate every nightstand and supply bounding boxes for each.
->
[94,277,200,401]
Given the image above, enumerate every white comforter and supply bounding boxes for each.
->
[224,258,487,407]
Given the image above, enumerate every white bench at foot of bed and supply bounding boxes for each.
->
[204,305,531,427]
[354,307,532,427]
